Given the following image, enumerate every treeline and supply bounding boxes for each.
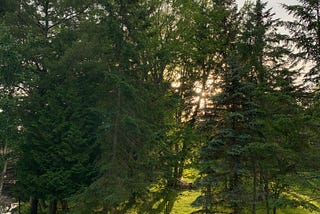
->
[0,0,320,213]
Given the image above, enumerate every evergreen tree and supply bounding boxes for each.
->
[1,0,319,213]
[198,1,310,213]
[199,52,260,214]
[163,1,241,212]
[283,0,320,83]
[238,1,315,213]
[237,1,284,213]
[2,1,101,213]
[71,1,175,213]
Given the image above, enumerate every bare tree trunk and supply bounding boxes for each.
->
[259,171,264,201]
[204,185,213,214]
[30,197,38,214]
[18,198,21,214]
[102,203,108,214]
[264,177,270,214]
[0,141,8,197]
[39,199,47,212]
[61,200,68,211]
[112,86,121,162]
[164,198,175,214]
[48,200,57,214]
[231,172,241,214]
[103,201,115,214]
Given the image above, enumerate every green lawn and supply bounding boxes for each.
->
[170,168,320,214]
[171,191,318,214]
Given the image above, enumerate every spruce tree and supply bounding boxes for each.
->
[199,52,261,213]
[238,1,315,213]
[237,1,282,213]
[283,0,320,83]
[72,1,175,213]
[3,1,101,213]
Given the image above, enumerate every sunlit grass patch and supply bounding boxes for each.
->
[171,190,201,214]
[181,168,200,183]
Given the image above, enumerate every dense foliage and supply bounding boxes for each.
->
[0,0,320,214]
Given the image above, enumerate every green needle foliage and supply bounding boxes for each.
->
[283,0,320,83]
[199,53,261,214]
[0,0,320,214]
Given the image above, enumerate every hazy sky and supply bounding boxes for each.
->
[236,0,299,21]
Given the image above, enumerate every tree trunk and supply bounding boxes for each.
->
[18,198,21,214]
[39,199,47,212]
[0,141,8,197]
[30,197,38,214]
[273,206,276,214]
[231,172,241,214]
[48,200,57,214]
[264,177,270,214]
[61,200,68,211]
[164,199,175,214]
[102,202,111,214]
[258,171,264,201]
[112,86,121,162]
[205,185,213,213]
[252,160,257,214]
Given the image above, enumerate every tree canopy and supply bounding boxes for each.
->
[0,0,320,214]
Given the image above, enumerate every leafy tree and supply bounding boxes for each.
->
[0,22,22,202]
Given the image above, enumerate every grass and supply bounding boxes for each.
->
[171,193,320,214]
[171,190,201,214]
[170,168,320,214]
[171,168,202,213]
[171,193,318,214]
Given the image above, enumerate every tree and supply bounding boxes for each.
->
[198,1,312,213]
[237,1,284,213]
[199,51,262,214]
[238,1,317,214]
[0,22,22,206]
[283,0,320,83]
[2,1,101,213]
[2,0,319,213]
[69,1,177,213]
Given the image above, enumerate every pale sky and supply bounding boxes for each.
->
[236,0,299,21]
[236,0,308,83]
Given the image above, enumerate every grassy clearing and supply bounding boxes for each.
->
[171,194,318,214]
[170,168,320,213]
[171,195,320,214]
